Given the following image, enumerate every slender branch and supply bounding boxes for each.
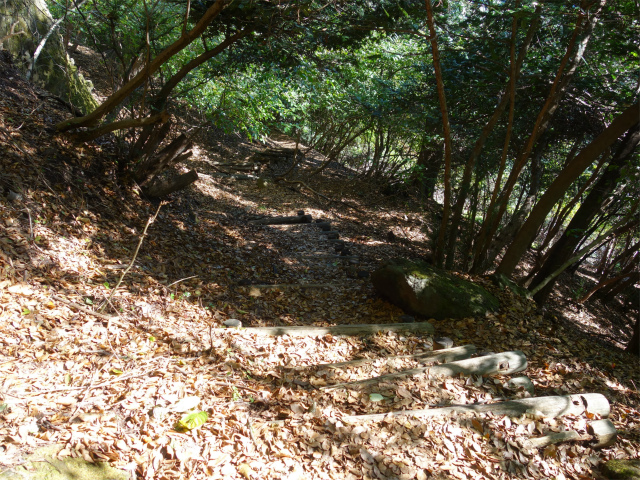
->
[100,202,163,313]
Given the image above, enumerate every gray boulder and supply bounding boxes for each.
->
[372,258,499,320]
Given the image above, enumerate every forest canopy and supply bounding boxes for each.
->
[46,0,639,325]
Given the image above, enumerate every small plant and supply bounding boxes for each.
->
[572,278,589,300]
[232,386,242,402]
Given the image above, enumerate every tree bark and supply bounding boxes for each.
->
[497,104,639,278]
[626,314,640,356]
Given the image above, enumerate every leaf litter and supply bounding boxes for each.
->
[0,54,639,480]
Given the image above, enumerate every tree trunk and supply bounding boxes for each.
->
[601,270,640,299]
[497,105,639,279]
[472,3,604,273]
[144,169,198,198]
[536,149,608,257]
[578,255,639,303]
[529,216,639,298]
[522,120,640,302]
[626,314,640,356]
[134,133,193,185]
[424,0,452,268]
[446,6,540,269]
[487,134,547,262]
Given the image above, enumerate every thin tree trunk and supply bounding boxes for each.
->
[424,0,452,268]
[626,314,640,356]
[445,5,534,269]
[517,118,640,298]
[606,271,640,299]
[56,0,227,132]
[497,104,639,279]
[537,149,608,255]
[470,11,541,272]
[601,240,640,279]
[529,213,639,297]
[488,134,547,262]
[473,2,605,272]
[578,255,639,303]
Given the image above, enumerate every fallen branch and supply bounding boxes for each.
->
[243,283,336,290]
[100,203,163,314]
[275,178,366,214]
[294,344,476,371]
[52,295,124,326]
[322,350,527,390]
[343,393,610,422]
[217,321,434,337]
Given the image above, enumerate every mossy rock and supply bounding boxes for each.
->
[372,258,499,320]
[0,0,98,114]
[600,459,640,480]
[0,444,128,480]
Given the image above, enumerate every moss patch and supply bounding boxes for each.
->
[372,258,499,320]
[600,459,640,480]
[0,0,98,114]
[0,444,128,480]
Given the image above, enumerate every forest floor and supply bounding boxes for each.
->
[0,52,639,480]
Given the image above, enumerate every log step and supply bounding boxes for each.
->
[294,344,477,371]
[321,350,527,390]
[343,393,610,423]
[218,321,434,337]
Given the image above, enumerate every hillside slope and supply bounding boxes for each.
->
[1,53,639,480]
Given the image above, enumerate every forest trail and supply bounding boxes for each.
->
[0,53,639,480]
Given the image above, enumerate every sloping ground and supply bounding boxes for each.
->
[1,55,639,480]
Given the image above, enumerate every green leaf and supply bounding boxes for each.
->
[175,411,209,432]
[369,393,385,402]
[85,298,94,305]
[110,368,123,375]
